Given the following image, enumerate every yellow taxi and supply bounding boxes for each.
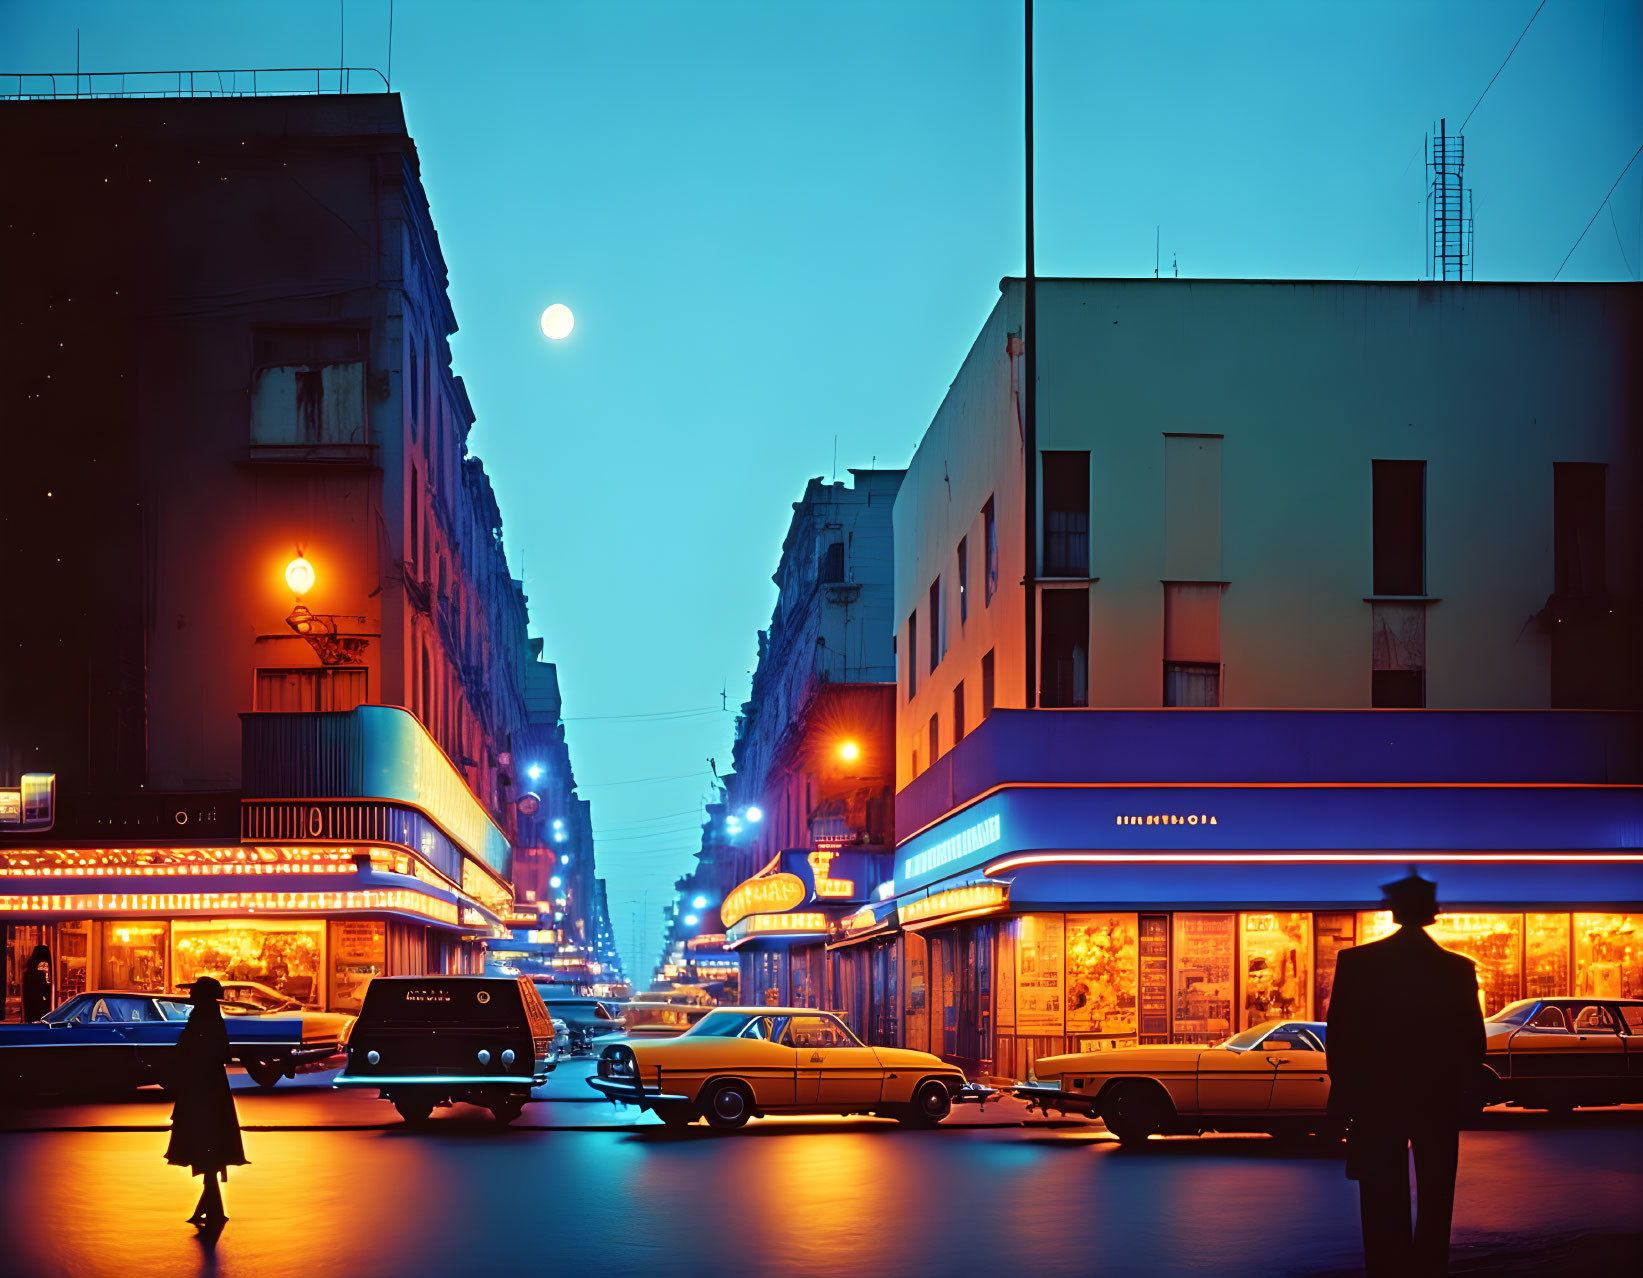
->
[588,1006,992,1129]
[1015,1019,1335,1143]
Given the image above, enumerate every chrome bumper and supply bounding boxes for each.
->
[585,1075,690,1110]
[1012,1083,1099,1116]
[953,1083,999,1107]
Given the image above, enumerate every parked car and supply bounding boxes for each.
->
[1015,1020,1336,1143]
[0,991,306,1097]
[193,981,353,1087]
[619,985,716,1035]
[541,996,623,1055]
[333,975,557,1125]
[1481,997,1643,1111]
[588,1007,992,1130]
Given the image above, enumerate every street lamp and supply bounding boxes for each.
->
[838,740,861,762]
[285,557,316,596]
[745,806,763,823]
[692,895,708,910]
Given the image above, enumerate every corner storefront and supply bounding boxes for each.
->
[1,707,514,1017]
[884,710,1643,1081]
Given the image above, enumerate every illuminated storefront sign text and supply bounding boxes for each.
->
[902,882,1008,926]
[720,872,807,928]
[901,814,1001,881]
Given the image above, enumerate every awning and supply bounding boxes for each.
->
[826,898,898,949]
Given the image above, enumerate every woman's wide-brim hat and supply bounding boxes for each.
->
[184,976,226,1002]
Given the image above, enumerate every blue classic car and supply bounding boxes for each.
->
[0,991,308,1096]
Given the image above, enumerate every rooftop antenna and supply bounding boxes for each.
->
[832,434,838,482]
[1172,252,1178,278]
[387,0,394,89]
[1426,118,1473,280]
[1155,225,1159,278]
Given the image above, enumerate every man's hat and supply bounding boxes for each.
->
[184,976,225,1003]
[1380,868,1438,920]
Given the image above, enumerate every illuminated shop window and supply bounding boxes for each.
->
[1173,913,1235,1043]
[1526,914,1572,1000]
[330,919,386,1011]
[172,920,324,1007]
[1240,912,1311,1030]
[1575,915,1641,999]
[1013,914,1065,1037]
[101,921,171,993]
[1065,913,1138,1048]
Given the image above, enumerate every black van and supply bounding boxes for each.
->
[334,975,557,1124]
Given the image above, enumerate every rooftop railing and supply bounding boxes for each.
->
[1,67,390,100]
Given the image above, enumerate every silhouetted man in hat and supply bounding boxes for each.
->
[1327,871,1484,1277]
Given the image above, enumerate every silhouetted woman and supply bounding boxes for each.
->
[165,977,247,1227]
[21,944,51,1022]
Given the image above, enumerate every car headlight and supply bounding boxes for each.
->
[605,1052,635,1077]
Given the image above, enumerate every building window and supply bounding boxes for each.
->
[957,537,969,626]
[1041,588,1089,707]
[928,579,943,673]
[1042,452,1090,577]
[1372,603,1425,707]
[907,612,918,699]
[928,713,939,763]
[1163,583,1221,707]
[983,497,998,603]
[410,465,420,571]
[952,681,966,743]
[1372,460,1425,595]
[821,540,845,584]
[255,668,368,713]
[981,650,995,719]
[250,328,367,451]
[1553,462,1605,597]
[408,343,419,438]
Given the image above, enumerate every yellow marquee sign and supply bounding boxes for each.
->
[902,882,1008,927]
[725,911,829,947]
[720,872,808,929]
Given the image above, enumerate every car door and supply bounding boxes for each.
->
[1618,1004,1643,1092]
[728,1015,797,1110]
[1265,1028,1331,1114]
[1565,1002,1628,1092]
[1507,1002,1580,1080]
[1195,1046,1277,1112]
[117,997,186,1082]
[786,1015,883,1106]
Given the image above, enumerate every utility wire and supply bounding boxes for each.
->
[1461,0,1548,133]
[578,769,711,789]
[1553,142,1643,279]
[562,704,723,722]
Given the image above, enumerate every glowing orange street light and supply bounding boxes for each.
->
[285,556,315,596]
[838,740,860,762]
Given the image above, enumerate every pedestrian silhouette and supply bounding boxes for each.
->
[165,976,247,1228]
[21,944,51,1022]
[1327,871,1484,1277]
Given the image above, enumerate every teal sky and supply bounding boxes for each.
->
[5,1,1639,980]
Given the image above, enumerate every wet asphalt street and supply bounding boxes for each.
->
[0,1057,1638,1278]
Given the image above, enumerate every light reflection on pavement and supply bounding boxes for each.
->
[1,1067,1638,1278]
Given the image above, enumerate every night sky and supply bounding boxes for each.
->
[5,0,1639,979]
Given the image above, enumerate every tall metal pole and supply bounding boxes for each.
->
[1022,0,1038,709]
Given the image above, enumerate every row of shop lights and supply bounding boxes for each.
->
[0,862,358,877]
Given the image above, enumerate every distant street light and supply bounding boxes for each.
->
[838,740,860,762]
[528,764,544,781]
[684,914,699,927]
[745,806,763,823]
[692,895,708,910]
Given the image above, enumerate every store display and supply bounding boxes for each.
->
[1575,914,1641,999]
[1015,914,1064,1033]
[1065,913,1138,1042]
[1173,913,1234,1042]
[1239,912,1310,1029]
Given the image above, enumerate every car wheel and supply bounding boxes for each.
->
[702,1080,752,1131]
[655,1103,695,1129]
[393,1097,435,1124]
[1102,1081,1168,1144]
[245,1061,285,1090]
[489,1097,526,1126]
[898,1079,954,1128]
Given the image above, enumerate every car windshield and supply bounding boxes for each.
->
[1220,1023,1280,1051]
[1486,1000,1538,1027]
[155,1000,195,1022]
[684,1011,763,1038]
[226,986,290,1011]
[42,994,92,1024]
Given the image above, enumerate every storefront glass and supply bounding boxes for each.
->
[101,921,170,992]
[1065,913,1138,1049]
[172,920,324,1005]
[903,931,928,1051]
[1575,914,1641,999]
[1239,912,1310,1029]
[329,920,386,1011]
[1359,911,1522,1015]
[1313,912,1356,1020]
[870,938,900,1046]
[1014,914,1065,1036]
[1526,913,1571,1000]
[5,924,49,1020]
[1173,913,1234,1043]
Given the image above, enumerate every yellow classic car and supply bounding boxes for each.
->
[588,1006,993,1129]
[1015,1020,1336,1143]
[1482,997,1643,1111]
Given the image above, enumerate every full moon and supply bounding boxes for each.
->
[540,303,575,341]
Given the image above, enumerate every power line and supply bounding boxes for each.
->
[1461,0,1548,133]
[1553,142,1643,280]
[562,704,723,722]
[578,769,710,789]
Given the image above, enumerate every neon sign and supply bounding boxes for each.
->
[808,849,855,898]
[720,872,807,928]
[901,814,1001,881]
[902,882,1007,926]
[725,912,828,946]
[1115,813,1218,826]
